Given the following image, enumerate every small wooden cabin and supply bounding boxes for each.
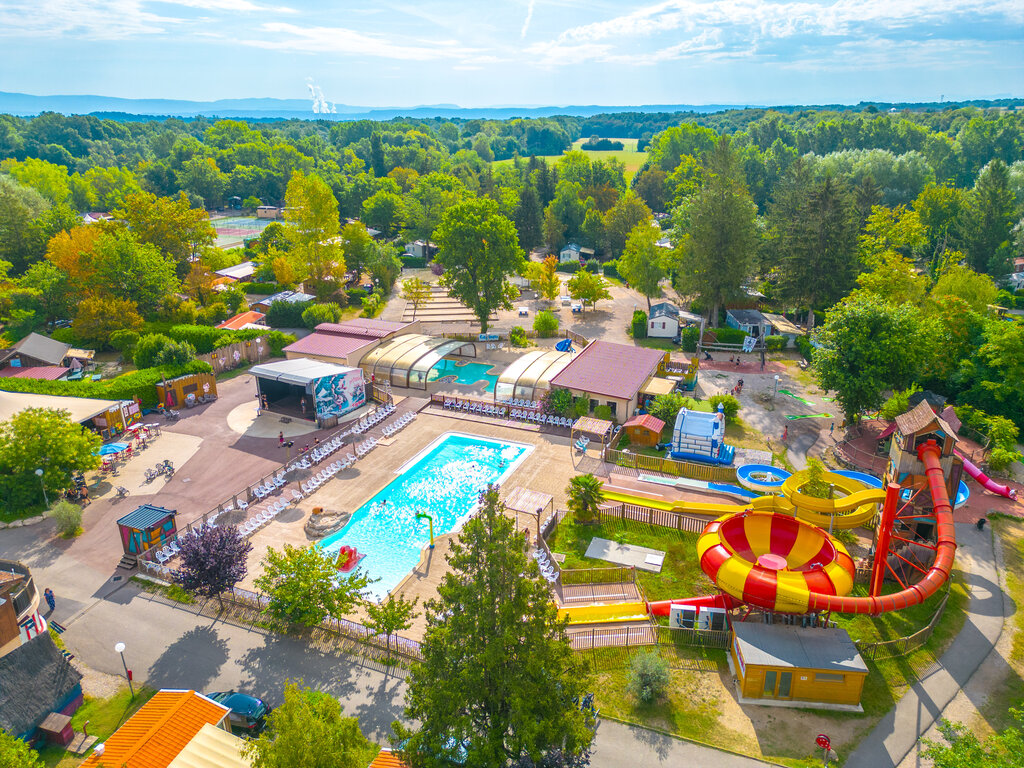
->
[156,372,217,409]
[731,623,867,710]
[116,505,177,556]
[622,414,666,448]
[887,400,962,501]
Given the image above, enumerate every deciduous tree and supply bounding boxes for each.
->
[173,525,253,608]
[284,171,345,295]
[402,277,431,318]
[92,230,179,314]
[364,594,419,657]
[73,296,144,348]
[603,191,652,258]
[566,270,611,313]
[528,255,561,302]
[255,544,370,628]
[617,222,665,310]
[113,191,215,272]
[395,487,592,768]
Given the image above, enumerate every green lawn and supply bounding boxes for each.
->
[492,138,649,183]
[38,686,156,767]
[547,512,714,602]
[634,337,679,351]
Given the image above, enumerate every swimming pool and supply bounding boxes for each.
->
[427,359,500,391]
[319,432,532,600]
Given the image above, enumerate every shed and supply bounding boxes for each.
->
[725,309,770,339]
[731,623,867,710]
[0,633,83,740]
[116,504,177,556]
[622,414,665,447]
[157,372,217,410]
[559,243,582,263]
[761,313,803,347]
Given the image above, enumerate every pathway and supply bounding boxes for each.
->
[846,523,1005,768]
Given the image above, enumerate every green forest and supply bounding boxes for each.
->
[0,103,1022,442]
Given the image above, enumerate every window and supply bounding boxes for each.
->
[662,322,666,329]
[814,673,844,683]
[607,402,617,416]
[589,399,598,412]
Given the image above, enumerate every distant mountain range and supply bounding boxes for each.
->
[0,91,748,120]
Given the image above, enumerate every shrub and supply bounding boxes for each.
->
[509,326,529,348]
[804,458,834,499]
[627,650,670,704]
[649,392,695,424]
[301,302,343,329]
[880,385,922,421]
[47,500,83,538]
[584,258,600,274]
[544,388,575,417]
[533,310,559,338]
[133,334,175,369]
[710,327,747,345]
[795,334,814,361]
[679,326,699,352]
[556,261,581,274]
[265,300,311,328]
[346,287,368,306]
[573,396,589,418]
[238,282,281,295]
[708,393,740,422]
[602,260,619,279]
[109,329,140,357]
[594,404,613,421]
[764,334,787,351]
[630,310,648,339]
[989,447,1022,472]
[165,324,226,354]
[361,293,384,318]
[429,261,444,276]
[401,255,427,268]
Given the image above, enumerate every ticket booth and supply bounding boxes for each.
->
[116,505,177,556]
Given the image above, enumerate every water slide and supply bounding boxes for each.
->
[558,601,650,624]
[956,449,1018,500]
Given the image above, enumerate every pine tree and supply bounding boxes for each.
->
[514,185,543,250]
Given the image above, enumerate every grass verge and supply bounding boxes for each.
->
[38,686,156,767]
[130,575,195,604]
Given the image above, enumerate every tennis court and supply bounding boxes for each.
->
[212,216,277,248]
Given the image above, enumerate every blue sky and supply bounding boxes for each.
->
[0,0,1021,107]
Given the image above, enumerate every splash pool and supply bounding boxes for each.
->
[427,359,499,390]
[319,432,532,599]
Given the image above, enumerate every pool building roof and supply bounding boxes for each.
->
[549,341,665,401]
[732,624,867,674]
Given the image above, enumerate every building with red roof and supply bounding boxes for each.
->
[216,311,266,331]
[622,413,666,446]
[549,340,667,420]
[284,318,420,367]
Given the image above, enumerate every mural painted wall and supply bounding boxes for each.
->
[313,369,366,419]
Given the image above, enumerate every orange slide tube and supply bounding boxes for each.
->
[806,441,956,614]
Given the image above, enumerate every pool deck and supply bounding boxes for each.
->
[237,409,580,640]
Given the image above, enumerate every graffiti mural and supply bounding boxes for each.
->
[313,369,366,419]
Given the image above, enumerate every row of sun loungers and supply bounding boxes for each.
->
[441,399,573,429]
[532,548,559,584]
[500,398,542,410]
[351,404,395,435]
[152,515,221,564]
[382,412,416,437]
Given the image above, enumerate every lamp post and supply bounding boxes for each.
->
[34,468,48,507]
[114,642,134,699]
[773,375,780,401]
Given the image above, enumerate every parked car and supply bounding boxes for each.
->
[205,691,271,735]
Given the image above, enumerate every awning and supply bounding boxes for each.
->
[640,377,676,396]
[249,358,356,386]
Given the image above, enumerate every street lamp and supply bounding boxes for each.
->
[34,468,48,507]
[773,375,780,400]
[114,642,135,699]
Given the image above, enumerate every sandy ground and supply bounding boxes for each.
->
[87,431,202,501]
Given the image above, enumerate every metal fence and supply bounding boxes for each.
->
[855,584,952,661]
[566,623,731,652]
[603,448,738,484]
[559,565,637,587]
[594,501,711,535]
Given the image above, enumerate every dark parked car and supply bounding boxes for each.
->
[206,691,271,735]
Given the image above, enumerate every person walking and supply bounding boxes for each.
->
[43,588,55,613]
[829,422,834,438]
[278,431,285,447]
[782,426,789,443]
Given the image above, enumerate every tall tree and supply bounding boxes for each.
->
[361,190,404,237]
[434,198,525,332]
[113,191,215,273]
[813,294,925,423]
[959,159,1017,275]
[340,220,373,279]
[395,487,593,768]
[244,681,376,768]
[528,255,561,302]
[770,168,860,328]
[72,296,145,348]
[366,241,403,291]
[0,175,49,274]
[284,171,345,296]
[672,138,757,326]
[617,222,666,310]
[602,191,652,258]
[92,230,179,314]
[513,184,543,250]
[566,270,611,313]
[172,525,253,608]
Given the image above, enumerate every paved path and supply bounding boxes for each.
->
[846,523,1005,768]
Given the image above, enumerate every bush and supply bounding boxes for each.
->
[594,404,613,421]
[708,393,741,422]
[629,310,648,339]
[710,327,747,345]
[648,392,695,424]
[346,287,368,306]
[50,327,80,345]
[401,255,427,268]
[265,300,311,328]
[989,447,1022,472]
[764,334,787,351]
[679,326,699,352]
[361,293,384,318]
[556,261,581,274]
[573,396,589,418]
[627,650,670,704]
[164,324,225,354]
[509,326,529,348]
[544,388,575,417]
[301,302,343,329]
[582,136,625,151]
[134,334,196,369]
[109,329,140,357]
[584,258,600,273]
[602,260,619,279]
[795,334,814,361]
[238,282,281,295]
[47,500,83,538]
[533,310,559,338]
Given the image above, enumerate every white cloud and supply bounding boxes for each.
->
[0,0,179,38]
[521,0,536,38]
[160,0,297,13]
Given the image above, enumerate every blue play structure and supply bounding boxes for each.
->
[670,404,735,465]
[555,338,574,353]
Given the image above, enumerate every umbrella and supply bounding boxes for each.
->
[95,442,129,456]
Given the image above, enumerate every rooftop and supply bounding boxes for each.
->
[216,311,266,331]
[12,332,71,366]
[649,302,679,319]
[733,623,867,674]
[726,309,767,326]
[549,341,665,401]
[82,690,230,768]
[0,390,121,424]
[369,749,408,768]
[250,357,358,386]
[0,365,69,380]
[213,261,256,280]
[893,400,958,441]
[623,414,665,434]
[0,634,82,738]
[116,504,176,531]
[167,722,250,768]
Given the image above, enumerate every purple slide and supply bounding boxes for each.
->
[957,450,1018,500]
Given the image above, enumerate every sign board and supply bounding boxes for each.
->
[815,734,831,750]
[478,333,500,342]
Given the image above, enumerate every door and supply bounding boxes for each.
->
[762,669,793,699]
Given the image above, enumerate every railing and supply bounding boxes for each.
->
[833,439,888,474]
[595,501,712,535]
[559,565,637,587]
[655,625,732,650]
[855,583,952,660]
[604,448,738,484]
[566,623,731,652]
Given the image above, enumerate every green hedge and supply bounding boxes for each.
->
[556,262,581,274]
[680,326,699,352]
[603,260,620,279]
[266,300,312,328]
[401,255,427,268]
[764,334,787,351]
[795,335,814,361]
[0,361,213,408]
[238,282,281,295]
[710,327,748,345]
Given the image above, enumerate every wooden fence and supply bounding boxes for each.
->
[595,501,712,535]
[199,336,269,372]
[604,448,738,484]
[855,584,952,661]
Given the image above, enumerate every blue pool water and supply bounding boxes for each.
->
[427,359,500,391]
[319,432,532,600]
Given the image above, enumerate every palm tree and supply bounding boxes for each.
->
[566,474,604,524]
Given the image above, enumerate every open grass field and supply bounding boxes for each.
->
[492,137,649,183]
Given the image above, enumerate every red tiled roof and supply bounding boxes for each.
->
[283,332,378,360]
[317,318,414,338]
[369,749,408,768]
[216,311,265,330]
[549,341,665,400]
[0,365,69,380]
[623,414,665,433]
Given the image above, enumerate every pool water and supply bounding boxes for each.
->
[319,432,532,600]
[427,359,499,391]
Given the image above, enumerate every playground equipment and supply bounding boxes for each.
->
[335,545,361,572]
[670,404,734,465]
[736,464,790,494]
[956,449,1017,500]
[415,512,435,549]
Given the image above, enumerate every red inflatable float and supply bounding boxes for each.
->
[335,545,360,573]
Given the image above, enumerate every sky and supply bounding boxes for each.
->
[0,0,1021,108]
